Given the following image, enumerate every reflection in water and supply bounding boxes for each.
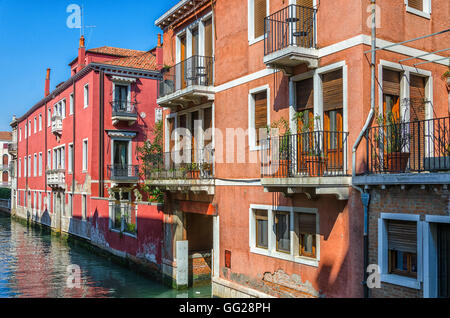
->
[0,213,211,298]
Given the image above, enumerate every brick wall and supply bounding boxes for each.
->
[367,185,449,298]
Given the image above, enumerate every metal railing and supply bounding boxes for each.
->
[107,165,140,180]
[264,4,316,56]
[145,148,214,180]
[158,55,214,98]
[365,116,450,174]
[261,131,349,178]
[111,100,137,116]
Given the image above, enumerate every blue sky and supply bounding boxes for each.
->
[0,0,179,131]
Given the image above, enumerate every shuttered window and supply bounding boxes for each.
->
[409,75,426,121]
[297,0,313,6]
[408,0,423,11]
[388,220,417,253]
[254,0,266,38]
[299,213,316,234]
[296,78,314,132]
[254,91,267,146]
[204,18,213,57]
[383,69,401,96]
[322,69,343,112]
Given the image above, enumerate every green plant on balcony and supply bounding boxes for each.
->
[375,111,410,172]
[124,223,137,234]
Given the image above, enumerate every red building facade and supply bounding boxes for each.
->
[10,36,165,275]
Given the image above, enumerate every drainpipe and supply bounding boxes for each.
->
[351,0,376,298]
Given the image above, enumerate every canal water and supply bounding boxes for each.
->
[0,212,211,298]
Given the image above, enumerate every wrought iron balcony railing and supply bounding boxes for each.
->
[365,116,450,174]
[158,55,214,99]
[145,148,214,180]
[111,100,137,117]
[264,4,316,56]
[8,143,17,154]
[107,165,140,181]
[261,131,349,178]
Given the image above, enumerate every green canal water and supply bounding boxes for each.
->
[0,212,211,298]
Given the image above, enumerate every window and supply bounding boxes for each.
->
[406,0,431,18]
[39,153,42,176]
[38,192,42,213]
[249,86,270,150]
[47,150,51,169]
[19,128,21,141]
[48,108,52,127]
[68,143,74,173]
[110,191,136,235]
[62,100,66,118]
[28,155,31,177]
[33,154,37,177]
[39,114,42,131]
[68,193,73,217]
[297,213,317,258]
[255,210,268,249]
[387,220,418,278]
[34,117,37,133]
[47,192,51,213]
[24,124,27,139]
[29,121,31,136]
[18,159,21,177]
[250,205,319,266]
[82,194,87,219]
[70,93,74,115]
[23,157,26,177]
[82,139,88,171]
[275,211,290,253]
[114,84,129,111]
[248,0,268,44]
[84,84,89,108]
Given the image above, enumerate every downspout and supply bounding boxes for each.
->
[99,71,105,197]
[72,79,76,210]
[351,0,376,298]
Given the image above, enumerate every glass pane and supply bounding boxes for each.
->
[257,219,268,248]
[303,234,314,253]
[276,213,290,253]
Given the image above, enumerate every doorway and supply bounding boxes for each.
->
[438,223,450,298]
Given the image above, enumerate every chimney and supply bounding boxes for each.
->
[156,33,163,69]
[77,35,86,72]
[45,68,51,97]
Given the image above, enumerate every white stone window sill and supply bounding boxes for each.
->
[250,246,319,267]
[249,35,265,46]
[381,273,421,289]
[406,6,431,19]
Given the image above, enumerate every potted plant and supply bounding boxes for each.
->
[268,117,291,177]
[376,112,410,173]
[188,163,200,179]
[201,162,212,178]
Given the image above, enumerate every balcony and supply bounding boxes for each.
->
[354,116,450,186]
[47,169,66,189]
[264,5,318,74]
[107,164,140,183]
[8,143,17,155]
[261,131,350,200]
[111,100,138,126]
[157,55,214,111]
[51,115,63,135]
[145,148,215,195]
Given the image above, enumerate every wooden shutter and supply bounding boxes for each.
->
[254,91,267,146]
[388,220,417,253]
[254,0,266,38]
[323,69,343,112]
[408,0,423,11]
[204,18,213,57]
[297,0,313,7]
[410,75,426,121]
[383,69,401,96]
[296,78,314,111]
[192,28,199,56]
[299,213,316,234]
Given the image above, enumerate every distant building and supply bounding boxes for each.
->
[0,131,12,188]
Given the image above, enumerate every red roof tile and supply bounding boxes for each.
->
[0,132,12,141]
[87,46,147,57]
[103,51,158,71]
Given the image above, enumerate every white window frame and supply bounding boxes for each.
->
[33,153,37,177]
[29,120,31,136]
[405,0,431,19]
[34,117,37,133]
[68,143,74,174]
[39,114,42,131]
[68,193,73,217]
[23,157,27,178]
[53,145,66,170]
[47,191,51,213]
[248,85,270,151]
[378,213,423,290]
[28,155,31,177]
[84,84,89,108]
[18,158,21,177]
[248,0,270,45]
[47,149,51,170]
[24,124,27,139]
[249,204,320,267]
[48,108,52,127]
[39,152,42,176]
[82,193,87,219]
[82,139,88,172]
[19,128,21,142]
[69,93,74,115]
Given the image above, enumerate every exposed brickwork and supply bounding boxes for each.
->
[368,185,449,298]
